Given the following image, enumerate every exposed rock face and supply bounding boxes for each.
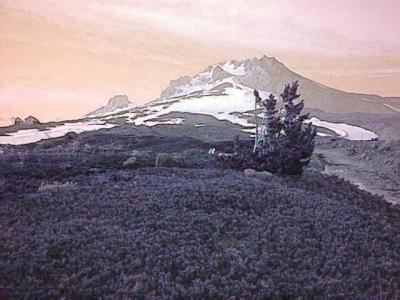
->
[160,76,192,99]
[86,95,132,116]
[211,65,231,81]
[169,76,192,88]
[24,116,41,125]
[108,95,131,108]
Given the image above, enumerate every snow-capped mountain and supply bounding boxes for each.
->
[94,55,394,140]
[156,55,400,114]
[2,55,399,145]
[86,95,133,117]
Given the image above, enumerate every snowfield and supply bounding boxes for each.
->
[0,103,379,145]
[304,117,378,140]
[144,118,185,127]
[0,121,116,145]
[125,84,378,141]
[131,85,256,127]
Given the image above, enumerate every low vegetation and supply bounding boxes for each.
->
[0,135,399,298]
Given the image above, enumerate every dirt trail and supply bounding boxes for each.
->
[316,148,399,204]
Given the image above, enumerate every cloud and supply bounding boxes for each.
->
[0,8,185,66]
[88,1,400,58]
[3,0,400,58]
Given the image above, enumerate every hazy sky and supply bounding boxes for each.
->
[1,0,400,124]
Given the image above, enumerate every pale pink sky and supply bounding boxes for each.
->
[1,0,399,124]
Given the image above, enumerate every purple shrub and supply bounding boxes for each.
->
[1,158,399,298]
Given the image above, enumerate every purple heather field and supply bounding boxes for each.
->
[0,127,399,299]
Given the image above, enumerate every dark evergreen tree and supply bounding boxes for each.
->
[276,81,316,174]
[220,81,316,175]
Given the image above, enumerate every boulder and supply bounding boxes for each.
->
[65,131,78,139]
[123,150,155,168]
[244,168,274,179]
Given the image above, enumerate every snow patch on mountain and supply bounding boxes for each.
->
[130,85,256,126]
[0,120,116,145]
[304,117,378,140]
[144,118,185,127]
[2,56,386,145]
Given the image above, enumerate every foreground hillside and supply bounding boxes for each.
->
[0,127,399,298]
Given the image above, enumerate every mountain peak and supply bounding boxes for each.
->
[260,54,278,61]
[249,55,285,69]
[211,65,232,81]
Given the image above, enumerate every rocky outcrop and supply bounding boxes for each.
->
[210,65,232,81]
[160,76,192,99]
[11,117,24,125]
[86,95,132,116]
[11,116,40,126]
[65,132,78,139]
[24,116,41,125]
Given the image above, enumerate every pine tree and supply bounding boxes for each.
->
[255,81,316,175]
[279,81,316,174]
[220,81,316,175]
